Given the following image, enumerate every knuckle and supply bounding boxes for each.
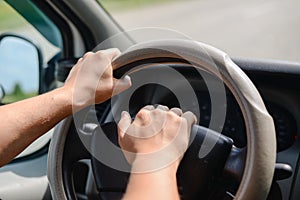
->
[143,105,154,110]
[157,105,168,110]
[174,107,183,113]
[95,51,103,56]
[95,50,108,59]
[77,58,83,63]
[167,111,180,122]
[184,111,193,115]
[83,52,94,59]
[152,108,163,115]
[135,109,149,120]
[167,110,176,117]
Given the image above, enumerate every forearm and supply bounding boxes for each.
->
[0,49,130,167]
[123,164,180,200]
[0,87,72,166]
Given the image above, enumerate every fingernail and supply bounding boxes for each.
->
[122,75,132,87]
[107,48,121,54]
[121,111,129,117]
[124,75,131,82]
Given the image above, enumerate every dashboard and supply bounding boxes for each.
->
[95,58,300,199]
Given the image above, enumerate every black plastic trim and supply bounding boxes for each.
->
[290,152,300,200]
[51,0,95,51]
[233,58,300,75]
[32,0,74,57]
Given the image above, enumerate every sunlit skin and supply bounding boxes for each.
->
[118,105,197,200]
[0,48,196,200]
[0,48,131,167]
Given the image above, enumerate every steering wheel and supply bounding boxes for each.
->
[48,39,276,200]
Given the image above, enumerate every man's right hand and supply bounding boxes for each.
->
[118,105,197,172]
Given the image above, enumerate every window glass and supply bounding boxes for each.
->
[0,1,60,103]
[0,1,59,61]
[0,1,59,158]
[99,0,300,62]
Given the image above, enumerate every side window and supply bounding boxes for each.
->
[0,1,60,104]
[0,1,61,159]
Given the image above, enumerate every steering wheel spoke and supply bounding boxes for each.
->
[177,125,233,199]
[224,147,246,183]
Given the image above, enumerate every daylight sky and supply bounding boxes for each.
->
[0,37,39,94]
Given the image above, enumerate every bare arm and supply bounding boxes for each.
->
[0,87,72,167]
[0,48,131,167]
[118,106,197,200]
[123,163,180,200]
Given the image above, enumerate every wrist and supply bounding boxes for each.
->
[60,84,90,112]
[124,164,179,200]
[52,87,73,115]
[131,157,179,174]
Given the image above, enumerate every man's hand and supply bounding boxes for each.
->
[0,48,131,167]
[118,105,196,200]
[118,105,197,172]
[64,48,131,111]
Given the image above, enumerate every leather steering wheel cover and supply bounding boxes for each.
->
[47,117,72,200]
[112,39,276,200]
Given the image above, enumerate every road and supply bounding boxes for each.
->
[112,0,300,62]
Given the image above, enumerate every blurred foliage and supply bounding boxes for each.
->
[0,1,26,30]
[2,83,36,103]
[0,2,36,103]
[98,0,177,11]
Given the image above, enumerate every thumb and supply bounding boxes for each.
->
[100,48,121,61]
[112,75,132,95]
[118,111,132,138]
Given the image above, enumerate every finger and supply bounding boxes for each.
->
[112,75,132,95]
[181,112,197,145]
[134,108,151,125]
[83,52,94,59]
[101,48,121,61]
[143,105,155,111]
[118,111,132,138]
[77,57,83,63]
[182,111,197,128]
[156,105,169,111]
[170,107,183,116]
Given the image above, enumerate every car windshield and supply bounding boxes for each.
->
[99,0,300,63]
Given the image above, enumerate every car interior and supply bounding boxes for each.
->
[0,0,299,200]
